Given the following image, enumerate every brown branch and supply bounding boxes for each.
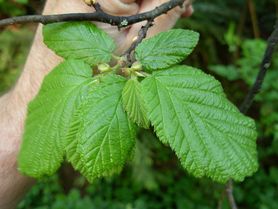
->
[92,2,103,13]
[226,180,238,209]
[247,0,260,38]
[0,0,186,28]
[124,20,154,65]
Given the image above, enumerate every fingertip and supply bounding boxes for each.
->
[182,5,194,18]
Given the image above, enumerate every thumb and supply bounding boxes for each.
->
[118,0,193,53]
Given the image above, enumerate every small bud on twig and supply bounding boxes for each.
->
[98,63,111,73]
[131,62,142,71]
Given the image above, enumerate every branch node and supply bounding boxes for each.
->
[92,2,103,13]
[123,19,154,66]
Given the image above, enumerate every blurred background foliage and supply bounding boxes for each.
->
[0,0,278,208]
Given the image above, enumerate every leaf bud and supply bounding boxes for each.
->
[131,62,142,71]
[98,63,111,73]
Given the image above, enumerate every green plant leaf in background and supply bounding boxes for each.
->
[209,38,278,149]
[142,65,258,183]
[66,75,136,182]
[209,65,240,81]
[135,29,199,71]
[0,29,32,92]
[43,22,116,66]
[122,78,150,129]
[18,60,94,178]
[0,0,28,16]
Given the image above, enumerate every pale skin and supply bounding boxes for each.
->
[0,0,192,208]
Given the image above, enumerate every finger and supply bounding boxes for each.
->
[53,0,141,16]
[43,0,139,55]
[94,22,129,55]
[95,0,140,53]
[119,0,192,53]
[48,0,93,14]
[181,5,194,17]
[97,0,139,16]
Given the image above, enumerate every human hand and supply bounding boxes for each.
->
[81,0,194,53]
[48,0,193,54]
[12,0,193,103]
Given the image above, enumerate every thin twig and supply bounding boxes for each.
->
[223,20,278,209]
[226,180,238,209]
[124,20,154,65]
[247,0,260,38]
[240,20,278,114]
[92,2,103,13]
[0,0,186,28]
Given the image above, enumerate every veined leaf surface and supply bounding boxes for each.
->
[18,60,94,178]
[142,66,258,183]
[66,75,136,182]
[43,22,116,66]
[122,78,150,129]
[135,29,199,71]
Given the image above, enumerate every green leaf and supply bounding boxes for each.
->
[142,66,258,183]
[43,22,116,66]
[135,29,199,71]
[122,78,150,129]
[66,75,136,182]
[18,60,94,178]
